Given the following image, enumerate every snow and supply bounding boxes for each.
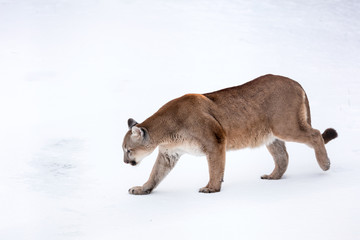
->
[1,0,360,239]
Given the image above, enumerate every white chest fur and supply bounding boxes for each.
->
[159,141,205,157]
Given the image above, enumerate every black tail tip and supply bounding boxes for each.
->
[322,128,338,144]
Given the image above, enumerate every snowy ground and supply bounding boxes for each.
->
[1,0,360,239]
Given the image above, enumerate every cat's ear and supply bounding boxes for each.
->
[128,118,138,129]
[131,126,148,142]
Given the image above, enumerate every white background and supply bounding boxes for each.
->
[0,0,359,239]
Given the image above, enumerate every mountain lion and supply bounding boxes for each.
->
[122,74,337,194]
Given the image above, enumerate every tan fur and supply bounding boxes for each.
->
[122,74,338,194]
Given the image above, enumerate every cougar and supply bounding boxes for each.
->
[122,74,337,194]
